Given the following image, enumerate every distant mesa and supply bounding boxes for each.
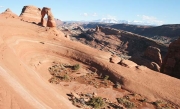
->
[0,8,18,18]
[20,5,41,23]
[95,25,121,35]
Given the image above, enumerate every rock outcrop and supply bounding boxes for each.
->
[20,6,41,22]
[161,37,180,78]
[95,26,100,32]
[41,7,56,27]
[1,8,18,18]
[65,34,70,39]
[150,62,160,72]
[73,26,168,72]
[98,26,121,35]
[119,60,137,68]
[144,46,162,66]
[109,55,121,64]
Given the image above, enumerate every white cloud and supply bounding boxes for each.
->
[92,13,97,17]
[137,15,164,25]
[83,13,88,17]
[0,6,4,8]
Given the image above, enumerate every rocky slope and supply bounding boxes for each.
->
[110,24,180,42]
[81,23,180,44]
[1,8,18,18]
[71,26,168,72]
[0,6,180,109]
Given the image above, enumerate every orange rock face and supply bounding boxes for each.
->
[99,26,121,35]
[144,46,162,66]
[161,38,180,78]
[150,62,160,72]
[41,7,56,27]
[20,6,41,22]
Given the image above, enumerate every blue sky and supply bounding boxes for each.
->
[0,0,180,25]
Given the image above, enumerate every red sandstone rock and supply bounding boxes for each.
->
[1,8,18,18]
[20,6,41,22]
[41,7,56,27]
[99,26,121,35]
[161,38,180,78]
[144,46,162,66]
[150,62,160,72]
[119,59,137,68]
[110,55,121,64]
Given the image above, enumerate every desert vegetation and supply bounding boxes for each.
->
[48,61,178,109]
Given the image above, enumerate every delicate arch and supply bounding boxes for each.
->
[41,7,56,27]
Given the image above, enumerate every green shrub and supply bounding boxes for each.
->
[103,75,109,81]
[87,97,105,109]
[117,98,134,108]
[72,64,80,70]
[62,74,69,80]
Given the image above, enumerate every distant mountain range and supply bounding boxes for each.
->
[63,18,161,26]
[93,18,159,26]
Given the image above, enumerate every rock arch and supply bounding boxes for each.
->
[41,7,56,27]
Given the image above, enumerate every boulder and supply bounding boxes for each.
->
[150,62,160,72]
[119,60,137,68]
[109,55,121,64]
[161,37,180,78]
[144,46,162,66]
[65,34,70,39]
[41,7,56,27]
[20,5,41,22]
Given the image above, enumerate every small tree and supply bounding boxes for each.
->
[72,64,80,70]
[63,74,69,80]
[87,97,105,109]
